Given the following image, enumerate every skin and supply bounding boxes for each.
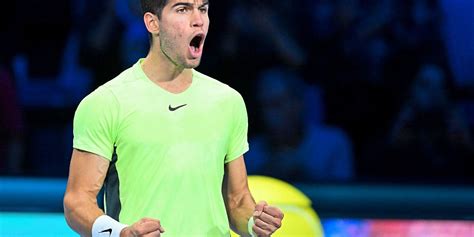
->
[223,157,283,236]
[63,1,283,236]
[140,0,210,93]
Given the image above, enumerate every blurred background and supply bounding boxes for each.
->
[1,0,474,236]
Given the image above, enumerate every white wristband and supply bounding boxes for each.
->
[247,217,257,237]
[92,215,128,237]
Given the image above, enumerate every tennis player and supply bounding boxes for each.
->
[63,0,283,236]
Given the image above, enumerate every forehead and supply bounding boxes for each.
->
[165,0,208,6]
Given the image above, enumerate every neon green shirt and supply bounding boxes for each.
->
[73,59,249,236]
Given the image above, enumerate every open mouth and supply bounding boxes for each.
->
[190,34,204,53]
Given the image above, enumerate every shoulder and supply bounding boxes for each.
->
[77,66,137,110]
[193,70,240,95]
[193,70,244,103]
[80,86,115,106]
[101,65,141,93]
[74,86,119,121]
[82,63,144,103]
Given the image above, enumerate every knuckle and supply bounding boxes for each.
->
[274,219,282,228]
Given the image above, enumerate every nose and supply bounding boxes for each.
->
[191,10,204,27]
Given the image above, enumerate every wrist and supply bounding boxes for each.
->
[92,215,128,237]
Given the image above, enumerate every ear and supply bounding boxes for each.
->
[144,12,160,36]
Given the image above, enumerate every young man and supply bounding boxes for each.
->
[63,0,283,236]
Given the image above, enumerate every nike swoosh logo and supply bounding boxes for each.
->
[169,104,187,111]
[99,228,112,236]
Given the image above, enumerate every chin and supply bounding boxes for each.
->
[184,59,202,69]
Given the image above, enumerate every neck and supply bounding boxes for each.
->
[141,45,193,93]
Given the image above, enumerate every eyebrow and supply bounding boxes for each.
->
[200,1,209,8]
[171,1,209,8]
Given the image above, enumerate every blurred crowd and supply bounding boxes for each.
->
[1,0,473,184]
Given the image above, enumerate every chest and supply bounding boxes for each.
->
[114,94,234,155]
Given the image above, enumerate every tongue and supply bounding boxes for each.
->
[189,45,201,58]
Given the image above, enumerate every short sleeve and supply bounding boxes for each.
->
[225,92,249,163]
[73,88,119,160]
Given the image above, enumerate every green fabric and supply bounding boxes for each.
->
[73,59,249,236]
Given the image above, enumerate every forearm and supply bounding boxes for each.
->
[226,191,255,236]
[64,191,104,237]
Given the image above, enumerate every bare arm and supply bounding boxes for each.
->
[222,156,256,236]
[223,156,284,237]
[64,149,165,237]
[63,149,110,237]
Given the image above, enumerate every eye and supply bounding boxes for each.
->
[176,7,188,13]
[199,7,208,14]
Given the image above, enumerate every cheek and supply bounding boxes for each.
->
[163,30,184,48]
[162,21,186,39]
[174,28,186,43]
[204,17,210,31]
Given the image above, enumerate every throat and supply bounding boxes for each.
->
[155,70,193,94]
[141,57,193,94]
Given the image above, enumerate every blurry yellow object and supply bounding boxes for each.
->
[230,175,324,237]
[248,175,311,207]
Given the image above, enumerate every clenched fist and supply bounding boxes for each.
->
[120,218,165,237]
[251,201,284,237]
